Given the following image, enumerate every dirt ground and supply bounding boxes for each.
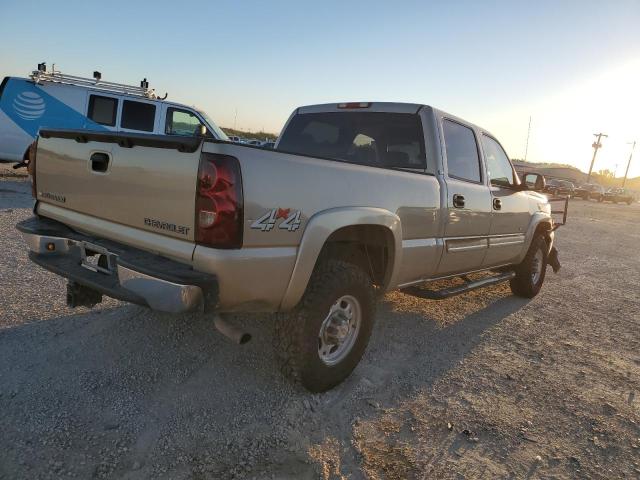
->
[1,168,639,479]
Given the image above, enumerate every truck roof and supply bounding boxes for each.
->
[296,102,424,115]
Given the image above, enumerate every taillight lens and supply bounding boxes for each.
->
[195,153,243,249]
[27,140,37,198]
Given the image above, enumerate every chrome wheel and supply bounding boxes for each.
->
[531,249,544,284]
[318,295,362,366]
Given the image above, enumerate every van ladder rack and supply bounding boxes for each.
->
[29,68,167,100]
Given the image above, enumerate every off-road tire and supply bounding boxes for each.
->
[273,260,375,392]
[510,235,548,298]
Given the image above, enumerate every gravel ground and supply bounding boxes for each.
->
[1,168,639,479]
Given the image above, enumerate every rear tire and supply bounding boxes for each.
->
[510,235,548,298]
[273,260,376,392]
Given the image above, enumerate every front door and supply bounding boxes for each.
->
[437,119,492,276]
[480,134,531,266]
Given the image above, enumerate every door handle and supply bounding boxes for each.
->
[493,198,502,210]
[452,194,465,208]
[90,152,110,172]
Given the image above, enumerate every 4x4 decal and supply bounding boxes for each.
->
[251,208,301,232]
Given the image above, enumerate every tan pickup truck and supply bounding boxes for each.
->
[17,102,561,391]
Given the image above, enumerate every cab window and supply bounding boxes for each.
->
[442,119,482,183]
[482,135,515,187]
[166,108,203,136]
[121,100,156,132]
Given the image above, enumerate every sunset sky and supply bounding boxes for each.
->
[2,0,639,177]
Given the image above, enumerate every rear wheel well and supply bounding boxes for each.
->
[316,225,395,288]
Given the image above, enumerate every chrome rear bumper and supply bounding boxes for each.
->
[17,216,218,313]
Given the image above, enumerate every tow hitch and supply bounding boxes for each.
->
[66,281,103,308]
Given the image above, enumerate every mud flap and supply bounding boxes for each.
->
[548,246,561,273]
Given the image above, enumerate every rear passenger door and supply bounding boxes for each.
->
[436,119,492,276]
[481,134,531,267]
[118,99,158,134]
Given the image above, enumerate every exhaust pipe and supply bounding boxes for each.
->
[213,315,252,345]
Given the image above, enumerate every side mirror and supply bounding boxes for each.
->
[523,173,546,191]
[197,125,207,137]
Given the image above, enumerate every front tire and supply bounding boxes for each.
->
[273,260,376,392]
[510,235,548,298]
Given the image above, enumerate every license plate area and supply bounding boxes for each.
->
[79,241,114,274]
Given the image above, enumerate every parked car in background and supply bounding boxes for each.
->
[575,183,604,201]
[247,139,262,146]
[544,179,575,197]
[227,135,241,142]
[602,188,633,205]
[0,64,227,163]
[261,141,276,149]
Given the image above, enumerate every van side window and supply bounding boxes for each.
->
[88,95,118,127]
[166,108,203,136]
[442,120,482,183]
[121,100,156,132]
[482,135,515,187]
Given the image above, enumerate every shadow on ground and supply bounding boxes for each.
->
[0,284,526,479]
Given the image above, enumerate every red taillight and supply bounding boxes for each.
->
[195,153,243,249]
[27,140,37,198]
[337,102,371,109]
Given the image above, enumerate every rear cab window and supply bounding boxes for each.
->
[442,119,482,183]
[277,112,426,170]
[88,94,118,127]
[121,100,156,132]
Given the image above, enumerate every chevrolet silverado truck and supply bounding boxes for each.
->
[17,102,561,392]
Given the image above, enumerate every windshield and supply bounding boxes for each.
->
[277,112,426,170]
[197,110,228,140]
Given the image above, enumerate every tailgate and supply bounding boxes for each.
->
[35,130,202,242]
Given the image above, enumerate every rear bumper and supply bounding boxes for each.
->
[17,216,218,313]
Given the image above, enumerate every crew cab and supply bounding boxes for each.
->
[17,102,561,392]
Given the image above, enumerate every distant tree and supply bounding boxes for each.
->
[597,169,615,179]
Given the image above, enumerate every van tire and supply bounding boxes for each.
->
[273,259,375,392]
[510,235,548,298]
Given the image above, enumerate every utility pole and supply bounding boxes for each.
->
[233,108,238,130]
[622,141,636,188]
[524,116,531,161]
[586,132,608,183]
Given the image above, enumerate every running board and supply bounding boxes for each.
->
[401,271,516,300]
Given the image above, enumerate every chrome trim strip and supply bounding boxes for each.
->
[402,238,437,248]
[447,243,487,252]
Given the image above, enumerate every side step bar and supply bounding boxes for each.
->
[401,271,515,300]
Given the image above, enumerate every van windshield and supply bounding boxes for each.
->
[277,112,426,169]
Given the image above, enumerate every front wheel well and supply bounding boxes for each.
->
[316,225,395,288]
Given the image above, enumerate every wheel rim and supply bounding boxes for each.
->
[318,295,362,366]
[531,249,544,284]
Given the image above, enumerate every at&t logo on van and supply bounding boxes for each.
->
[12,91,46,120]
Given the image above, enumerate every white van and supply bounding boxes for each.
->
[0,64,227,162]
